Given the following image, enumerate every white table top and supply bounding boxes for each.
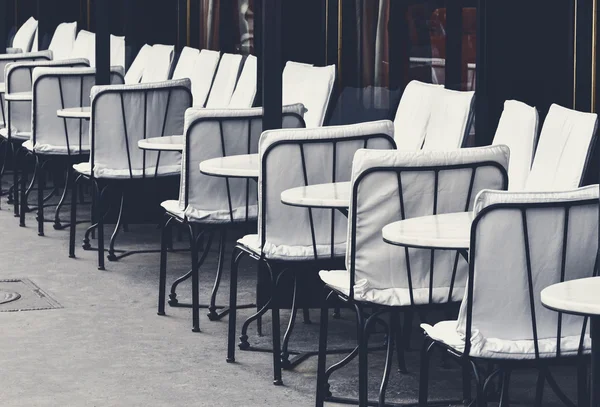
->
[57,106,91,120]
[5,91,32,101]
[281,182,350,209]
[382,212,473,250]
[542,277,600,317]
[199,153,259,179]
[138,135,184,152]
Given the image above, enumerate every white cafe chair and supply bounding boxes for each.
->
[491,100,539,191]
[157,104,306,331]
[1,58,89,216]
[68,79,192,270]
[227,121,397,385]
[420,185,599,407]
[315,146,509,406]
[524,104,598,192]
[19,66,125,233]
[282,61,336,128]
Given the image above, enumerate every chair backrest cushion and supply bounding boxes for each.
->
[348,146,509,306]
[110,35,126,69]
[179,104,306,223]
[258,120,395,260]
[124,44,152,85]
[141,44,175,83]
[393,80,443,150]
[492,100,539,191]
[457,186,599,358]
[190,49,220,107]
[90,79,192,178]
[282,62,336,128]
[525,104,598,191]
[12,17,38,52]
[421,88,475,150]
[172,46,200,80]
[205,53,243,108]
[228,55,257,108]
[32,66,124,154]
[70,30,96,66]
[48,22,77,60]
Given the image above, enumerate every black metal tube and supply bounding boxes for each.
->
[95,0,110,85]
[261,0,282,131]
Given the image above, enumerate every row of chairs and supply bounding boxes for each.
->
[3,17,600,406]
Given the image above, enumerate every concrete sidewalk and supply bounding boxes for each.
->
[0,192,581,406]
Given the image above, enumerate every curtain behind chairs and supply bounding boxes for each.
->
[198,0,254,54]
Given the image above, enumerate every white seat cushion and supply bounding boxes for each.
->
[160,200,185,220]
[0,127,30,140]
[238,234,345,262]
[422,320,590,360]
[24,139,90,155]
[70,30,96,66]
[161,199,257,224]
[125,45,152,84]
[141,45,174,83]
[110,35,126,69]
[73,162,180,179]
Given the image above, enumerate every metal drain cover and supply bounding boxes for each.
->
[0,279,61,312]
[0,290,21,305]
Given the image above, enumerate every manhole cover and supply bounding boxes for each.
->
[0,290,21,305]
[0,279,61,312]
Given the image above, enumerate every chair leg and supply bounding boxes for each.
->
[394,311,408,373]
[157,216,172,316]
[534,370,545,407]
[207,229,227,321]
[403,309,414,350]
[227,248,243,363]
[378,312,395,407]
[269,263,283,386]
[462,357,472,404]
[356,304,368,407]
[281,274,299,369]
[68,174,78,258]
[577,358,589,407]
[499,369,511,407]
[19,150,27,227]
[315,290,330,407]
[471,361,487,407]
[95,181,105,270]
[53,167,70,230]
[12,143,19,217]
[37,159,46,236]
[107,189,125,261]
[188,224,200,333]
[418,338,435,407]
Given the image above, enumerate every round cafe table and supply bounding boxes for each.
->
[4,91,32,102]
[199,153,259,179]
[382,212,474,259]
[138,135,184,152]
[57,106,91,120]
[542,277,600,406]
[281,181,350,215]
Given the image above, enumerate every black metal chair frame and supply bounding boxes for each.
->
[420,198,599,407]
[315,161,509,407]
[226,131,397,386]
[69,84,192,270]
[157,112,304,332]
